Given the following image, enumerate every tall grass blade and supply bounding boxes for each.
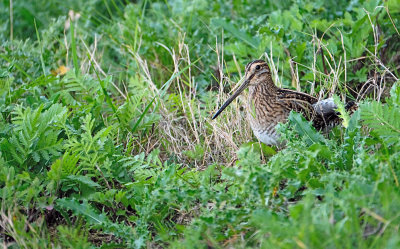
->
[34,19,46,75]
[70,19,79,76]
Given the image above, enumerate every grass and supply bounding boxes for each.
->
[0,0,400,248]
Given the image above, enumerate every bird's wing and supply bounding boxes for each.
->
[277,89,358,131]
[276,89,319,120]
[277,88,319,103]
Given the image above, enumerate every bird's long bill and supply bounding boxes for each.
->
[212,79,249,120]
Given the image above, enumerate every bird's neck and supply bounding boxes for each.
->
[249,76,278,98]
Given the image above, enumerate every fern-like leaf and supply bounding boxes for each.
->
[360,101,400,145]
[2,104,67,169]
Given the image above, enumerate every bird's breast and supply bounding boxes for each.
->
[246,96,285,146]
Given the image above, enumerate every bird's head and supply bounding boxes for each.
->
[212,59,273,120]
[244,60,272,86]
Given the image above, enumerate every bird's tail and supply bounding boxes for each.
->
[312,98,358,131]
[344,101,358,114]
[313,98,358,116]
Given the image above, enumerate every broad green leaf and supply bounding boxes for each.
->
[211,18,259,48]
[288,111,325,145]
[56,198,107,225]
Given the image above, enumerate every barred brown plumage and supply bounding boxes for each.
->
[212,60,357,146]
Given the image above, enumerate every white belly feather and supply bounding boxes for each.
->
[252,128,280,146]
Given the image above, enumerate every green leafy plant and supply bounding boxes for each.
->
[360,83,400,146]
[1,104,67,170]
[1,0,400,248]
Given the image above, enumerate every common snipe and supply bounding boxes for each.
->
[212,59,356,146]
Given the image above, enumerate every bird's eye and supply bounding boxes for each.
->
[255,65,261,70]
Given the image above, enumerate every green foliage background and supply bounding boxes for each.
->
[0,0,400,248]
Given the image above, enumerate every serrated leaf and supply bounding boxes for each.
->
[288,111,325,145]
[67,175,101,189]
[56,198,107,225]
[333,95,350,128]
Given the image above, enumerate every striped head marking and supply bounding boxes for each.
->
[212,59,271,120]
[245,60,271,84]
